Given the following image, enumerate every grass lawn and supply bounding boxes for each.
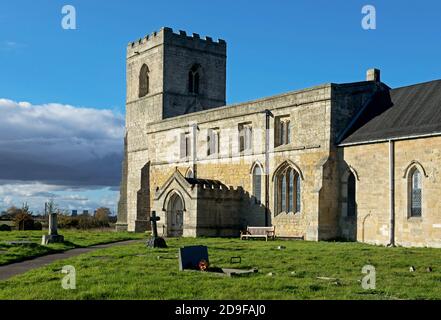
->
[1,237,441,300]
[0,230,146,266]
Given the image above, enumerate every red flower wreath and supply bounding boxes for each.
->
[198,259,209,271]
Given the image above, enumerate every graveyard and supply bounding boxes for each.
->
[0,230,144,266]
[1,213,441,300]
[1,236,441,300]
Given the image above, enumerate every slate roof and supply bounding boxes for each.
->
[339,79,441,145]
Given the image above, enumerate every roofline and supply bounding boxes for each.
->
[391,78,441,91]
[137,80,382,134]
[134,82,334,125]
[338,131,441,147]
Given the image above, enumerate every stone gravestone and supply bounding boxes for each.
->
[147,211,167,248]
[41,212,64,245]
[178,245,209,271]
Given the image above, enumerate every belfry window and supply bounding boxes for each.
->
[139,64,149,98]
[410,169,422,217]
[275,166,301,215]
[188,64,200,94]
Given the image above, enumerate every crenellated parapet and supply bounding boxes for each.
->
[194,183,246,201]
[127,27,226,59]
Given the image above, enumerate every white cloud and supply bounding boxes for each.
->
[3,196,13,207]
[0,98,124,186]
[0,181,118,213]
[0,99,124,213]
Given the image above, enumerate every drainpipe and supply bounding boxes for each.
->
[192,123,198,178]
[261,109,274,227]
[389,139,395,247]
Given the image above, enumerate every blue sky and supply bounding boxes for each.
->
[0,0,440,213]
[2,0,441,109]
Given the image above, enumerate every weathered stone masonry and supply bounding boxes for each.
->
[117,27,441,247]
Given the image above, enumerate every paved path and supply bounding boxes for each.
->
[0,240,142,281]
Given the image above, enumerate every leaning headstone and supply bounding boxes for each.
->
[41,212,64,245]
[178,245,209,271]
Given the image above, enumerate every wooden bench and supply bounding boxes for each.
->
[240,226,276,241]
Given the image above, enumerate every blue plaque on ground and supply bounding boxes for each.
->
[179,245,209,271]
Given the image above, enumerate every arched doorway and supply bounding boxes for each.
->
[167,193,184,237]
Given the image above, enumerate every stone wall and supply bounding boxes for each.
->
[121,64,387,237]
[340,136,441,247]
[125,83,337,237]
[195,186,248,237]
[151,172,253,237]
[118,27,441,247]
[120,28,420,242]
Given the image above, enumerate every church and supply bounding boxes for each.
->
[116,27,441,247]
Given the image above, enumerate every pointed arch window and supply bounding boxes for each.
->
[189,64,200,94]
[252,165,263,204]
[288,169,294,212]
[347,172,356,217]
[410,169,422,217]
[139,64,149,98]
[296,174,301,213]
[275,166,301,215]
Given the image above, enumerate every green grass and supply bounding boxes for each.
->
[0,230,146,266]
[1,237,441,299]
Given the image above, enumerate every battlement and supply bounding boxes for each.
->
[195,183,246,201]
[127,27,226,58]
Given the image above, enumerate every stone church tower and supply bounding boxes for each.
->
[117,27,227,232]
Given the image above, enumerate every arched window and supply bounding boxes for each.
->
[410,168,422,217]
[347,172,356,217]
[295,172,301,213]
[188,64,200,94]
[280,174,286,213]
[252,165,262,204]
[275,166,301,215]
[139,64,149,98]
[288,169,294,212]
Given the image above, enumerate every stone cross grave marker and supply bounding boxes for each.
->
[147,211,167,248]
[150,211,160,237]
